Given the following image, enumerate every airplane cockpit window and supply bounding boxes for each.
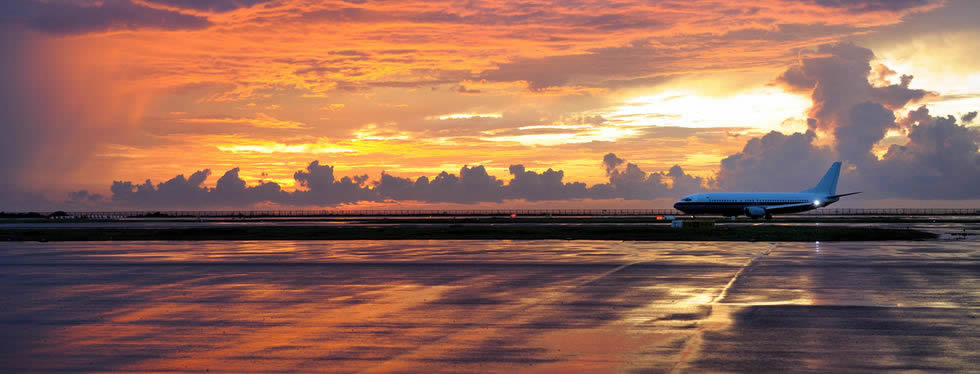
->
[682,198,692,202]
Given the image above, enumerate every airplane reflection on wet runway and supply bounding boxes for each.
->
[1,239,977,372]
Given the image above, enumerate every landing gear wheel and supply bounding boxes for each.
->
[765,213,773,220]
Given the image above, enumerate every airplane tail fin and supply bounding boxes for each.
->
[802,161,841,195]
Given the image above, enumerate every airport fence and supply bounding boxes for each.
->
[797,208,980,216]
[48,208,980,218]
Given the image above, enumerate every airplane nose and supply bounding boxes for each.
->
[673,202,681,210]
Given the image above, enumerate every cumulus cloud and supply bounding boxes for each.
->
[775,43,929,152]
[1,0,211,34]
[772,42,931,167]
[213,168,284,205]
[68,190,105,204]
[602,153,625,176]
[375,166,504,204]
[836,101,896,164]
[76,154,709,209]
[962,111,977,123]
[104,163,309,208]
[289,161,375,205]
[870,107,980,198]
[110,170,213,207]
[725,42,977,198]
[591,162,668,199]
[667,165,708,194]
[505,165,588,201]
[717,131,838,192]
[590,154,708,199]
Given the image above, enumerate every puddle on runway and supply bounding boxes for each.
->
[1,239,977,372]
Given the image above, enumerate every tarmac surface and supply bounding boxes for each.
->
[1,235,978,372]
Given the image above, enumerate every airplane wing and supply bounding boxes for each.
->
[762,202,815,214]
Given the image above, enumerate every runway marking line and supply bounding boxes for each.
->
[670,244,775,374]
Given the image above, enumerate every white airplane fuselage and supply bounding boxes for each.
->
[673,192,835,217]
[672,162,860,218]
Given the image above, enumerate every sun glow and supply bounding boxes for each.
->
[14,0,973,209]
[432,113,504,120]
[606,88,811,130]
[217,143,356,154]
[480,125,639,146]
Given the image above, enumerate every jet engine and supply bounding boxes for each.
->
[744,206,766,219]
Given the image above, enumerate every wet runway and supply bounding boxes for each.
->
[1,239,978,372]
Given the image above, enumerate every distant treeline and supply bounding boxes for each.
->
[0,212,46,218]
[0,211,69,218]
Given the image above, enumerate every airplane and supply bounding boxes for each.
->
[672,161,861,219]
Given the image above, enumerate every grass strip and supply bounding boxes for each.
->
[0,225,936,242]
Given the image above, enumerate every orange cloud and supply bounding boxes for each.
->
[3,0,969,208]
[177,113,309,129]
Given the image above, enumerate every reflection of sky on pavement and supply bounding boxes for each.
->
[1,239,977,372]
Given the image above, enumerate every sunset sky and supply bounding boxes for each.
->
[2,0,978,210]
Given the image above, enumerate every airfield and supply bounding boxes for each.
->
[0,213,977,372]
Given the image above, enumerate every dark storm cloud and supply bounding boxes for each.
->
[716,131,838,192]
[667,165,706,194]
[722,42,978,198]
[90,154,706,208]
[872,74,932,109]
[870,107,980,198]
[110,170,213,207]
[288,161,376,205]
[504,165,588,201]
[590,154,708,199]
[105,161,354,208]
[898,105,933,129]
[774,42,929,165]
[962,111,977,123]
[590,162,670,199]
[1,0,211,34]
[375,165,505,204]
[372,155,705,204]
[602,153,625,176]
[68,190,105,203]
[835,101,896,164]
[107,168,283,208]
[213,168,285,205]
[145,0,275,13]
